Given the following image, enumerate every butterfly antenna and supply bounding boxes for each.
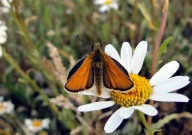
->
[75,35,92,46]
[102,33,117,47]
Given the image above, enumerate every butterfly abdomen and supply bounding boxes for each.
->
[93,49,104,95]
[94,63,103,95]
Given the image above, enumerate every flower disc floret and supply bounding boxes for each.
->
[32,120,43,127]
[105,0,112,5]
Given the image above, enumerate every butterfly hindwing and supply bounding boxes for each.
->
[65,55,94,92]
[103,54,134,91]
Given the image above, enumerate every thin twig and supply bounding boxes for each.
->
[152,0,169,75]
[148,0,169,124]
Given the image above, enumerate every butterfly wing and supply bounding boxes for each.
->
[65,55,94,92]
[103,54,134,91]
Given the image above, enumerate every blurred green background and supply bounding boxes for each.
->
[0,0,192,135]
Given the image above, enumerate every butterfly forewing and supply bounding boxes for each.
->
[67,57,86,80]
[103,54,134,91]
[65,56,94,92]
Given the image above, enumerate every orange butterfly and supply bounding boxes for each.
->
[65,42,134,95]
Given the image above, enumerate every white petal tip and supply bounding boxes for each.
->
[170,61,179,68]
[105,44,113,48]
[140,41,147,45]
[151,109,158,116]
[77,106,84,112]
[183,76,190,80]
[105,44,121,63]
[104,108,124,133]
[122,42,130,46]
[131,41,148,74]
[182,97,189,102]
[134,104,158,116]
[150,93,190,102]
[150,61,180,86]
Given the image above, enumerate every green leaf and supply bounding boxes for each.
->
[137,4,155,30]
[152,112,192,133]
[18,78,29,84]
[151,114,178,130]
[158,36,173,59]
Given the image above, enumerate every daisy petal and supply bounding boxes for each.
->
[6,102,14,113]
[25,119,32,126]
[99,5,109,12]
[94,0,104,4]
[153,76,190,94]
[0,7,10,13]
[0,96,4,101]
[78,101,115,112]
[105,44,122,63]
[150,93,189,102]
[121,42,132,73]
[0,25,8,31]
[110,3,118,9]
[78,87,111,98]
[150,61,179,86]
[42,119,50,128]
[104,107,124,133]
[119,107,134,119]
[133,104,158,116]
[131,41,147,74]
[0,36,7,44]
[2,0,11,8]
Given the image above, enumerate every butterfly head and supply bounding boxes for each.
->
[92,42,101,50]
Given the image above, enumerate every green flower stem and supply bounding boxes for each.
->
[138,111,153,135]
[10,2,61,96]
[150,0,156,45]
[2,48,59,119]
[11,1,34,51]
[3,48,74,129]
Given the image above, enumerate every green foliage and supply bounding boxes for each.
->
[158,36,173,59]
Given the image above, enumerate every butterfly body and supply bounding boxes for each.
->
[92,43,105,95]
[65,42,134,95]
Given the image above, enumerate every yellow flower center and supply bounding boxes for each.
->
[38,131,48,135]
[0,103,5,110]
[105,0,113,5]
[32,120,42,127]
[111,74,152,107]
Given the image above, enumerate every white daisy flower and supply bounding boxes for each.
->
[0,21,8,44]
[0,96,14,115]
[0,0,12,13]
[94,0,118,13]
[78,41,190,133]
[25,118,50,133]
